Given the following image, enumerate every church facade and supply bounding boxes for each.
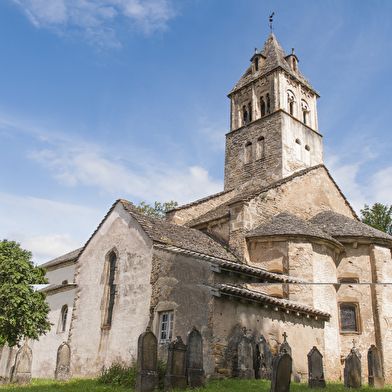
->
[22,34,392,383]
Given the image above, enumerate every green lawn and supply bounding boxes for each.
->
[0,378,391,391]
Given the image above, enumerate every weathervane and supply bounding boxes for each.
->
[269,12,275,34]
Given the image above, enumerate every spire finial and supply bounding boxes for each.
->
[269,12,275,34]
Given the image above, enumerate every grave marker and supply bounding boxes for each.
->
[368,345,384,389]
[164,336,187,391]
[344,341,361,389]
[55,342,71,381]
[11,342,32,386]
[270,350,292,392]
[186,327,205,388]
[238,328,254,380]
[307,346,325,388]
[258,335,272,380]
[136,327,158,392]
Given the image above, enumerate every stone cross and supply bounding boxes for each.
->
[11,342,32,386]
[186,327,205,388]
[55,342,71,381]
[368,345,384,389]
[164,336,187,391]
[344,347,361,388]
[270,351,292,392]
[307,346,325,388]
[282,332,288,342]
[136,327,158,392]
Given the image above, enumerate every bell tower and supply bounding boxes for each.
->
[224,34,323,191]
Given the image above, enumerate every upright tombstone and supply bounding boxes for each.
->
[0,343,17,386]
[55,342,71,381]
[307,346,326,388]
[258,335,272,380]
[368,345,384,389]
[186,327,205,388]
[238,328,255,380]
[136,327,158,392]
[164,336,187,391]
[344,340,361,389]
[270,350,292,392]
[11,342,32,386]
[279,332,292,356]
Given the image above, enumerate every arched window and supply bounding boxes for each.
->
[295,139,301,161]
[301,100,309,125]
[243,106,248,126]
[304,145,310,165]
[260,97,266,117]
[256,136,265,160]
[105,253,117,326]
[287,90,295,116]
[245,142,252,164]
[60,305,68,333]
[266,94,271,114]
[248,103,252,122]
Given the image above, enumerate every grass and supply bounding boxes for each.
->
[0,378,391,391]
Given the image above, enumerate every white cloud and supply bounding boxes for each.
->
[29,145,223,205]
[12,0,176,47]
[370,167,392,207]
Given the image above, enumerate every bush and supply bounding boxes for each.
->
[98,358,167,390]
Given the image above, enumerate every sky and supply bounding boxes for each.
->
[1,0,392,264]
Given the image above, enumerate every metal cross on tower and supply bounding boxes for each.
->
[269,12,275,34]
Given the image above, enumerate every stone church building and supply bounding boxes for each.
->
[23,34,392,382]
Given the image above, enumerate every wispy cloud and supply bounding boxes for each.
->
[12,0,177,47]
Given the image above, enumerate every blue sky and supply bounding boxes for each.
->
[1,0,392,264]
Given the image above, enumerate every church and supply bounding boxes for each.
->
[25,34,392,383]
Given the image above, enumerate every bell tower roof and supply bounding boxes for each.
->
[229,34,317,97]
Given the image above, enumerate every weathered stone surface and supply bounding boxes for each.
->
[0,343,17,386]
[270,351,292,392]
[258,335,272,380]
[186,327,205,388]
[368,345,384,389]
[164,336,187,391]
[344,347,361,388]
[55,342,71,381]
[307,346,325,388]
[11,342,32,386]
[238,328,254,380]
[136,328,158,392]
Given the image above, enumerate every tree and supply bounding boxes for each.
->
[136,201,178,219]
[360,203,392,234]
[0,239,51,347]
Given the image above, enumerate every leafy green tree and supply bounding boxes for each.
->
[360,203,392,234]
[0,239,51,347]
[136,201,178,219]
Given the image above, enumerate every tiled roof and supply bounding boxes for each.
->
[229,34,316,96]
[308,211,392,245]
[120,200,237,261]
[154,243,304,284]
[211,283,330,320]
[41,248,83,269]
[40,283,77,293]
[187,164,357,228]
[247,212,344,250]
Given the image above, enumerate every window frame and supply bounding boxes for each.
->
[159,311,174,343]
[57,305,68,334]
[339,302,361,334]
[103,252,117,328]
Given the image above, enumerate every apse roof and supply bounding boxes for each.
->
[308,211,392,245]
[41,247,83,269]
[229,34,316,96]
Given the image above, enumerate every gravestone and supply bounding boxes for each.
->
[279,332,292,356]
[11,342,32,386]
[270,350,292,392]
[344,341,361,388]
[164,336,187,391]
[307,346,325,388]
[136,327,158,392]
[238,328,254,380]
[55,342,71,381]
[368,345,384,389]
[0,343,17,386]
[186,327,205,388]
[258,335,272,380]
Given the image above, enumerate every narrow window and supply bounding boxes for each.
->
[295,139,301,160]
[243,106,248,125]
[287,91,295,116]
[256,136,265,160]
[60,305,68,333]
[301,100,309,125]
[340,304,360,333]
[304,145,310,165]
[255,57,259,71]
[105,254,117,326]
[248,103,252,122]
[159,311,174,343]
[245,142,252,163]
[266,94,271,114]
[303,111,307,124]
[260,97,266,117]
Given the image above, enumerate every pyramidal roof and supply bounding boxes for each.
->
[229,34,316,95]
[247,211,344,250]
